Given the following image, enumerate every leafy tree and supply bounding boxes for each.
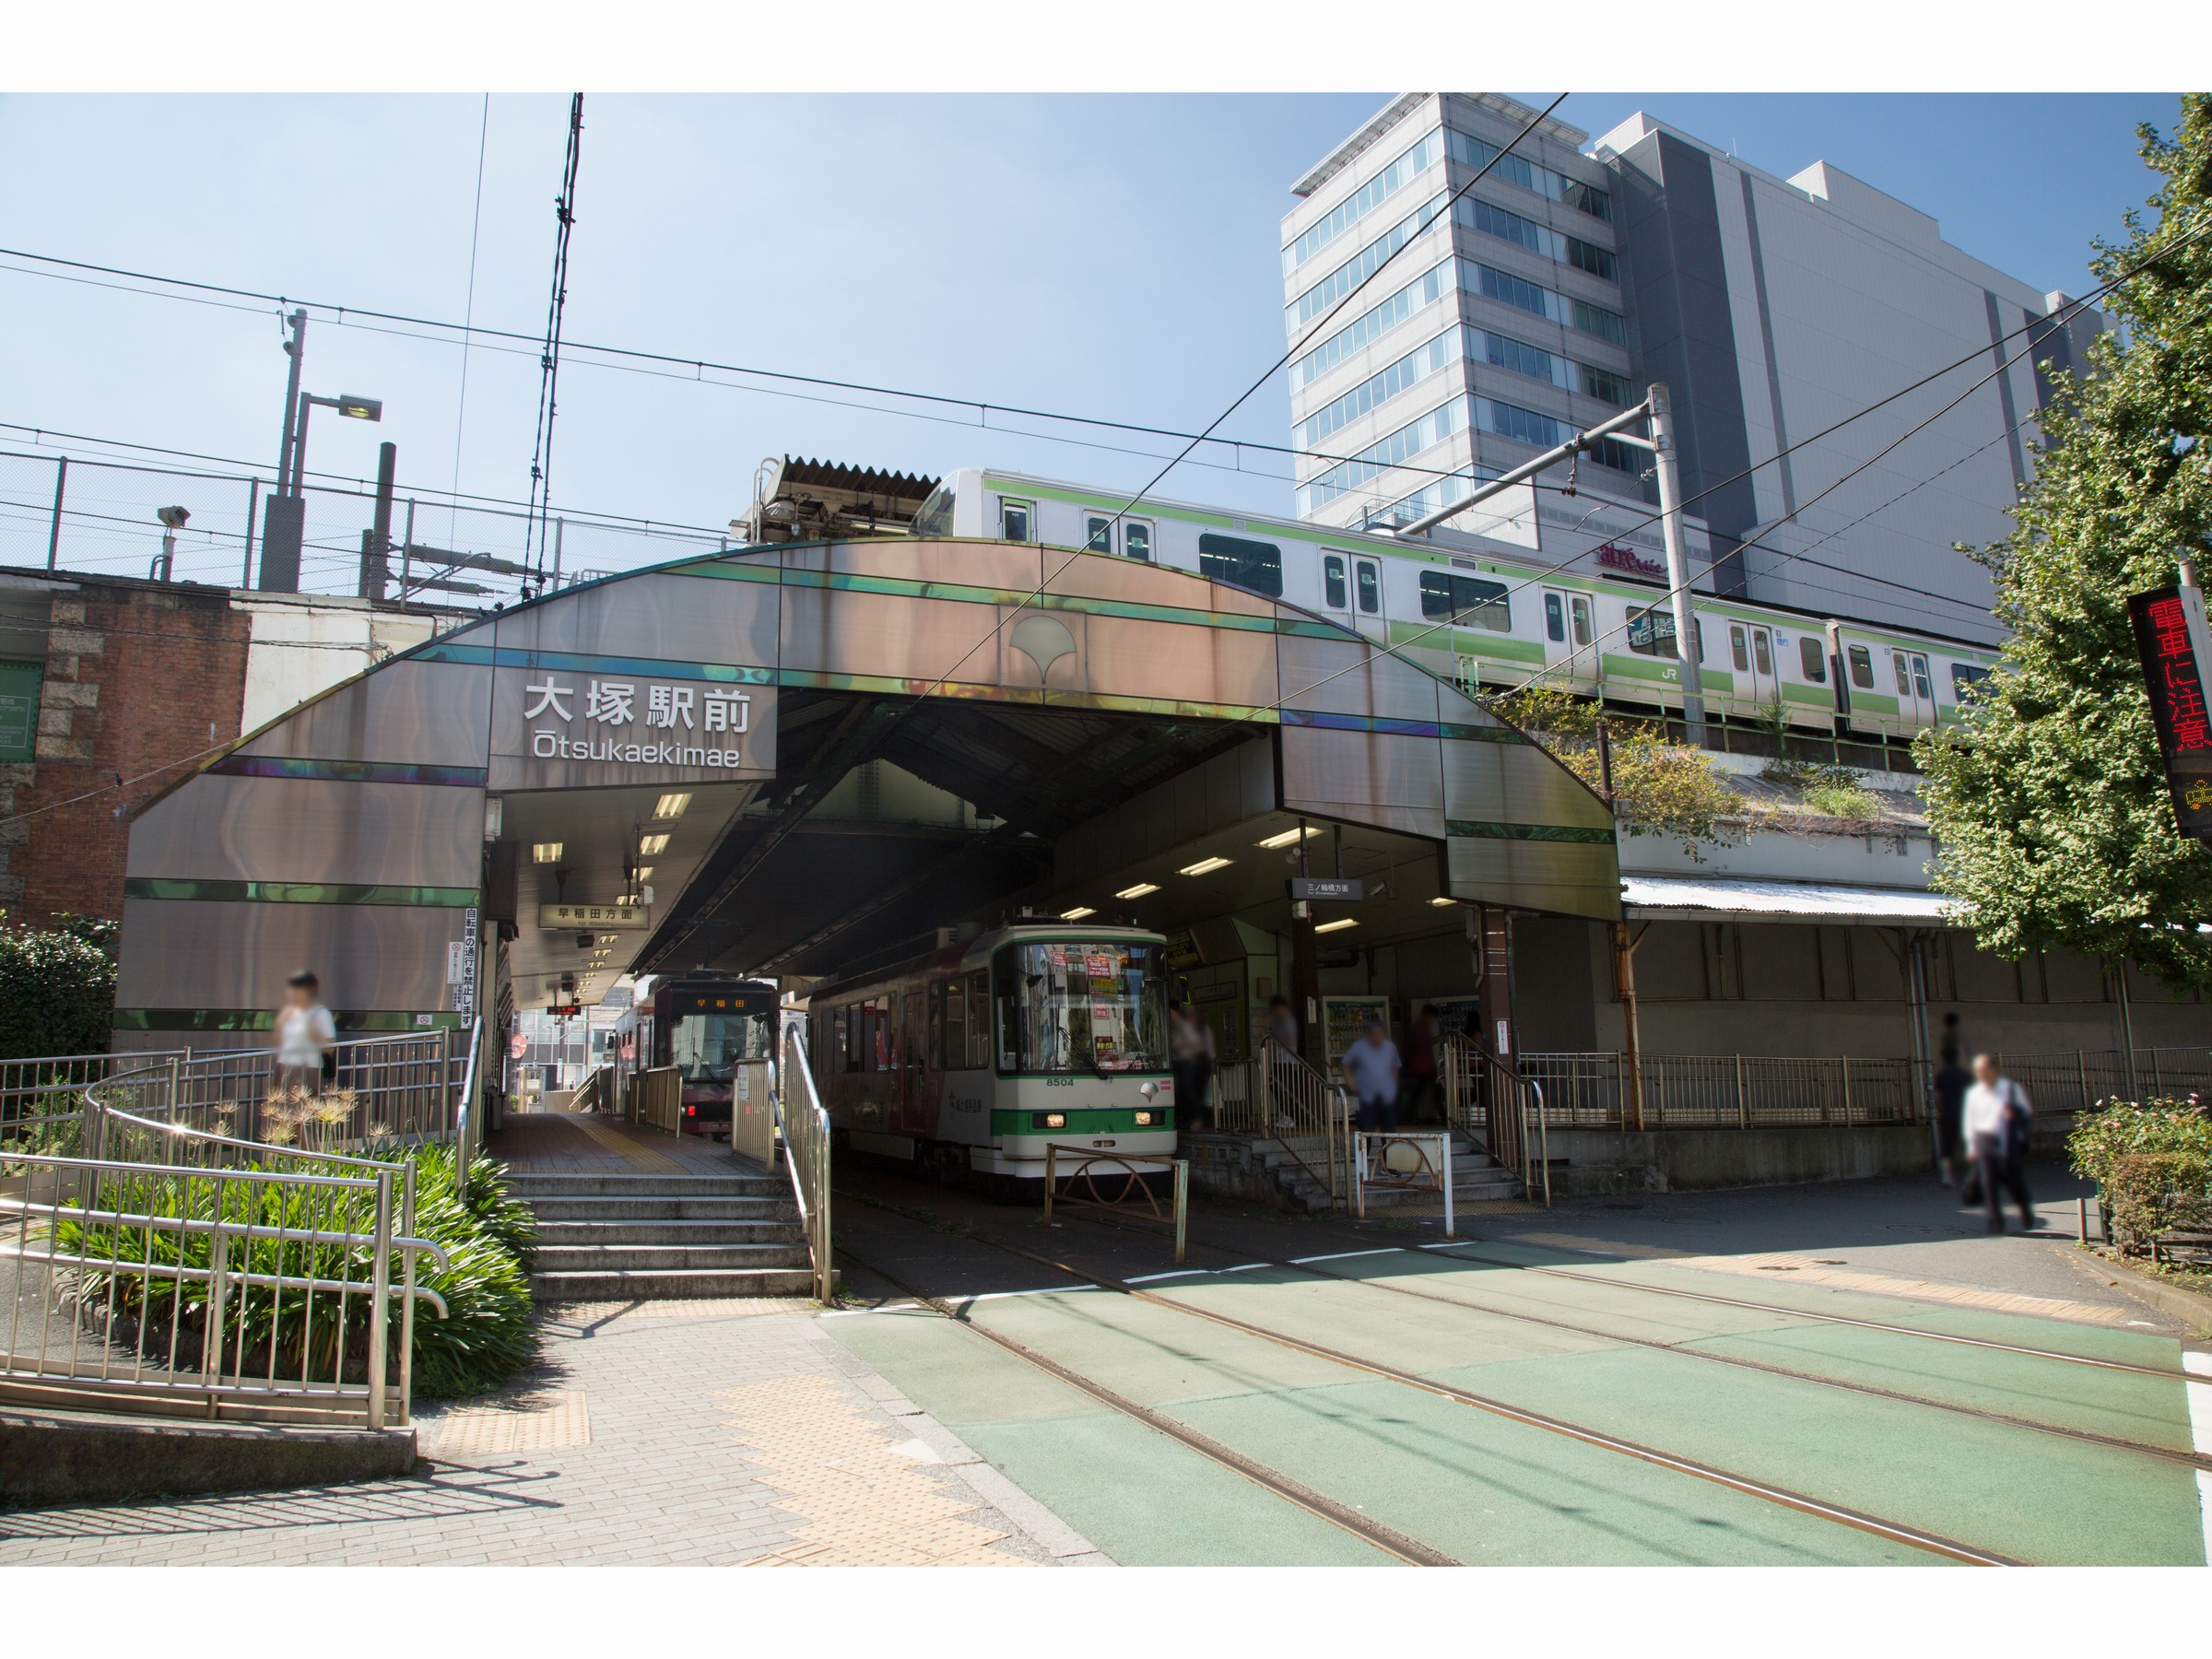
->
[1488,684,1748,856]
[1917,96,2212,992]
[0,912,117,1058]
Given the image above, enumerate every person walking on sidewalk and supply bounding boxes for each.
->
[1400,1006,1442,1125]
[1933,1046,1971,1188]
[1961,1053,2037,1234]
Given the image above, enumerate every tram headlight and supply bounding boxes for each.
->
[1032,1112,1067,1130]
[1133,1110,1155,1126]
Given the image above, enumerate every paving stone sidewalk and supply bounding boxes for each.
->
[0,1297,1111,1567]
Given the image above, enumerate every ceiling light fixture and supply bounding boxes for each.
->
[1314,917,1359,934]
[639,832,671,855]
[653,793,692,819]
[1179,856,1230,877]
[532,842,563,864]
[1255,826,1324,849]
[1060,906,1096,920]
[1113,882,1159,900]
[1430,896,1457,907]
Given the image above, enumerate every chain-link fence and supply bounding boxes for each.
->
[0,447,730,604]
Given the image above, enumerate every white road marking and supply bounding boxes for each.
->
[2183,1351,2212,1566]
[1288,1248,1406,1265]
[1125,1268,1209,1283]
[955,1285,1105,1305]
[1220,1262,1273,1273]
[821,1301,921,1317]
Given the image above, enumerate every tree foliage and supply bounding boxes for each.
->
[0,911,117,1060]
[1488,684,1747,856]
[1917,96,2212,992]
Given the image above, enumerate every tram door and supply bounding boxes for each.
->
[1729,622,1781,710]
[1891,649,1937,730]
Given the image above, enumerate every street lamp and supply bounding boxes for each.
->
[151,504,188,582]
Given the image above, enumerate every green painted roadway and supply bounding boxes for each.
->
[826,1225,2208,1567]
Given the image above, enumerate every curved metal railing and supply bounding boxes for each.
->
[778,1018,835,1303]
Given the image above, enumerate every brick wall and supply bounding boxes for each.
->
[0,577,251,924]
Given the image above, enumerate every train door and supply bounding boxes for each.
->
[1320,551,1351,624]
[1730,621,1781,709]
[1349,555,1386,642]
[1541,588,1594,674]
[1891,648,1937,728]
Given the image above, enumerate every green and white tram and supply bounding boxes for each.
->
[806,923,1175,1188]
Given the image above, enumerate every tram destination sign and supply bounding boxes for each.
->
[2127,582,2212,842]
[1288,876,1363,902]
[490,664,777,791]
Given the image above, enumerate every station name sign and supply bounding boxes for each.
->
[538,902,650,930]
[490,663,776,790]
[2127,582,2212,842]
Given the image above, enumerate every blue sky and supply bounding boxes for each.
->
[0,92,2184,582]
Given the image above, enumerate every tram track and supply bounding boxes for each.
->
[1032,1206,2212,1474]
[832,1186,2018,1567]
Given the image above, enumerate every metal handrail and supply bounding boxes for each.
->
[777,1018,835,1303]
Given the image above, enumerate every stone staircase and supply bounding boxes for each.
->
[508,1171,816,1300]
[1183,1127,1524,1213]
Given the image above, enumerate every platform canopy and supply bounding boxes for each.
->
[114,538,1618,1041]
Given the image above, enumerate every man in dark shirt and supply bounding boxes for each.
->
[1932,1046,1971,1188]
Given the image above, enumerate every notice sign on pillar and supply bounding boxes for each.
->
[451,908,480,1020]
[2127,585,2212,841]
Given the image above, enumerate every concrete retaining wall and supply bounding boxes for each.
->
[0,1408,417,1509]
[1544,1124,1934,1196]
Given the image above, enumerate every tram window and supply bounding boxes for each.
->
[1197,533,1284,598]
[1730,624,1750,673]
[1571,594,1593,646]
[903,992,924,1067]
[1123,521,1152,561]
[1544,593,1566,642]
[927,981,947,1071]
[1951,662,1992,701]
[1418,570,1511,631]
[1085,515,1112,553]
[1323,554,1347,609]
[1356,560,1381,615]
[1893,652,1912,697]
[999,499,1032,542]
[994,939,1169,1074]
[966,970,992,1067]
[1753,630,1772,677]
[1849,644,1875,689]
[1799,637,1827,683]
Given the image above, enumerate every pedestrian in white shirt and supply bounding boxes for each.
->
[1960,1053,2036,1234]
[274,971,336,1097]
[1341,1017,1403,1133]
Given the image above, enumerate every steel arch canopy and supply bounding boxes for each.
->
[114,539,1618,1041]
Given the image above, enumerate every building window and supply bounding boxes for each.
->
[1297,331,1454,450]
[1283,127,1444,274]
[1849,645,1876,689]
[1578,364,1631,405]
[1323,553,1347,609]
[1291,261,1451,389]
[1197,533,1284,598]
[1544,592,1566,642]
[1356,560,1381,614]
[1288,193,1448,330]
[1000,500,1032,542]
[1446,129,1611,221]
[1418,569,1511,632]
[1799,636,1827,683]
[1124,521,1151,561]
[1564,236,1617,281]
[1479,328,1556,384]
[1477,263,1551,319]
[1295,397,1468,515]
[1461,196,1549,256]
[1571,300,1628,346]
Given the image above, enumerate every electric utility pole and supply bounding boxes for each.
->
[1649,382,1706,742]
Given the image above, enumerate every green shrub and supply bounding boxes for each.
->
[50,1140,536,1402]
[0,915,116,1059]
[2102,1151,2212,1255]
[2066,1099,2212,1188]
[1802,781,1882,820]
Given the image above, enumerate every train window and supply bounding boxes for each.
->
[1799,637,1826,682]
[1197,533,1285,598]
[966,970,992,1067]
[1849,645,1875,689]
[1085,515,1113,553]
[1323,554,1347,609]
[1418,570,1512,631]
[927,981,947,1071]
[912,481,958,537]
[1730,624,1749,672]
[1571,594,1593,646]
[1123,521,1152,561]
[1355,559,1381,615]
[1544,593,1566,642]
[999,500,1032,542]
[1912,654,1933,700]
[1753,630,1772,677]
[1893,652,1912,697]
[1627,606,1679,658]
[1951,662,1993,701]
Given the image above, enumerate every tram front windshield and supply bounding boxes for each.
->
[997,940,1168,1074]
[669,1010,771,1082]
